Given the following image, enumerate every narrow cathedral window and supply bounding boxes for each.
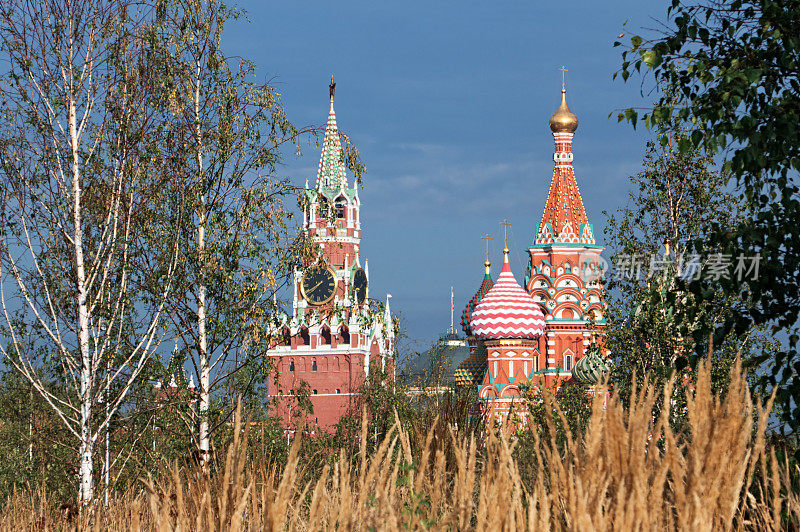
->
[565,355,572,371]
[289,361,295,372]
[312,360,318,372]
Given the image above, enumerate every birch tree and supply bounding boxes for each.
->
[0,0,180,503]
[153,0,308,469]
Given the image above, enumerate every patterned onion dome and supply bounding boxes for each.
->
[460,355,487,386]
[460,262,494,336]
[454,342,488,387]
[470,251,545,340]
[572,346,611,385]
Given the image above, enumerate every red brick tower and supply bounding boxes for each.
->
[524,73,608,387]
[268,80,395,432]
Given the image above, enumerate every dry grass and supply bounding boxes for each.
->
[2,360,798,530]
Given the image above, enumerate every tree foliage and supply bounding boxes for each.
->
[616,0,800,431]
[603,122,774,426]
[0,0,182,502]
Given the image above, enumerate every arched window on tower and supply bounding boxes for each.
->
[339,326,350,345]
[565,354,573,371]
[289,360,295,372]
[281,326,291,346]
[320,326,332,345]
[299,327,310,346]
[312,360,318,372]
[318,195,330,217]
[334,196,346,220]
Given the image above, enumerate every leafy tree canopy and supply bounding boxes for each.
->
[616,0,800,431]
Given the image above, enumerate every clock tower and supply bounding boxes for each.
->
[268,80,395,432]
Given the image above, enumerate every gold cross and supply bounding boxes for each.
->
[559,65,568,90]
[481,234,493,262]
[500,219,511,250]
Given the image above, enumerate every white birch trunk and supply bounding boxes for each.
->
[69,84,94,503]
[195,59,211,470]
[0,0,182,505]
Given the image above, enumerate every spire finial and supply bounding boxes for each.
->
[481,233,493,274]
[500,219,511,261]
[559,65,568,92]
[329,76,336,99]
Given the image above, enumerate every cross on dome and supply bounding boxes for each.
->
[500,219,511,252]
[481,233,493,273]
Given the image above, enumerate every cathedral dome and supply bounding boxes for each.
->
[572,345,610,384]
[470,251,545,340]
[460,261,493,336]
[549,88,579,133]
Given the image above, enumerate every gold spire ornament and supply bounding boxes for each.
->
[500,219,511,260]
[481,233,493,274]
[549,66,579,133]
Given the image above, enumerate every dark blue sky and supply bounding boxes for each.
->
[228,1,662,349]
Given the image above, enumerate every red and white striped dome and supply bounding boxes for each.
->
[470,253,545,340]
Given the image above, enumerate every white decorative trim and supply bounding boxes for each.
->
[313,235,360,245]
[268,346,371,356]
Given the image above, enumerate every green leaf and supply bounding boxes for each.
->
[641,50,662,69]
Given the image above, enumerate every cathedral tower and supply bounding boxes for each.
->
[524,74,607,387]
[470,230,546,424]
[268,80,395,432]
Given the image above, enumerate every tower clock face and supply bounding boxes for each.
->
[301,265,338,305]
[353,268,368,305]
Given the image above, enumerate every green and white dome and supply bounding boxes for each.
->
[572,348,610,385]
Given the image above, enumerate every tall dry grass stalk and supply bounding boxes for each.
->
[1,360,797,530]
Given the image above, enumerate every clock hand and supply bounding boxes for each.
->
[308,280,324,293]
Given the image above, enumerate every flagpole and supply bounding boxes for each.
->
[450,286,454,334]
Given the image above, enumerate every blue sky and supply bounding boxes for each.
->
[228,1,663,350]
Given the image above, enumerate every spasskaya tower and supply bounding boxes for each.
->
[268,80,395,432]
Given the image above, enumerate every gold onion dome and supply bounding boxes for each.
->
[549,88,579,133]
